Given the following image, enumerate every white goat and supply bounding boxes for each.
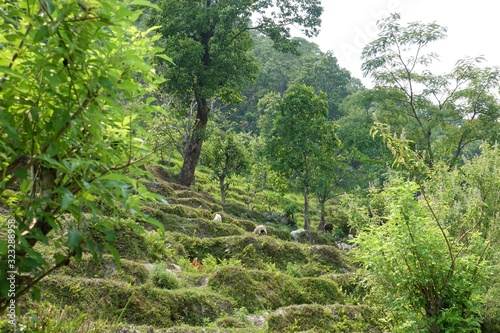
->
[290,228,305,241]
[253,225,267,235]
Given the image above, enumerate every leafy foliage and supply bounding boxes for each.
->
[150,262,179,289]
[356,176,489,332]
[146,0,323,186]
[0,0,166,311]
[265,85,339,229]
[200,129,249,203]
[362,13,500,169]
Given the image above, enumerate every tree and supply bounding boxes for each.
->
[265,85,338,230]
[0,0,165,312]
[228,34,359,133]
[291,51,355,119]
[309,139,346,232]
[362,13,500,169]
[200,130,248,204]
[148,0,323,186]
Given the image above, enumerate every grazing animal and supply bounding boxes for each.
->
[324,223,334,233]
[290,228,305,241]
[336,242,355,251]
[253,225,267,235]
[213,213,222,222]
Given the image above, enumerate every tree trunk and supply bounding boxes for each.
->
[317,201,325,232]
[303,185,310,230]
[219,176,226,204]
[178,97,209,187]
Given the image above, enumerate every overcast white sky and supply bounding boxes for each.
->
[306,0,500,87]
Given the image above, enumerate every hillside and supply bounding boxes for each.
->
[11,165,384,333]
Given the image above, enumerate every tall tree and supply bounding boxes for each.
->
[0,0,165,311]
[310,138,346,232]
[265,85,337,230]
[148,0,323,186]
[362,13,500,169]
[201,129,248,204]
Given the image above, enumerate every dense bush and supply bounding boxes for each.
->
[150,263,179,289]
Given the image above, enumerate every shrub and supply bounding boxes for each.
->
[150,263,179,290]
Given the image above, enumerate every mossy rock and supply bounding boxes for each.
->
[139,209,244,238]
[146,165,174,180]
[321,273,364,298]
[206,235,310,270]
[40,276,168,326]
[215,316,248,328]
[170,234,348,273]
[208,266,309,312]
[112,222,151,261]
[234,219,265,233]
[145,179,176,198]
[171,233,232,260]
[183,218,245,238]
[222,202,266,222]
[162,204,190,217]
[162,288,234,326]
[299,277,344,305]
[306,245,350,271]
[161,325,262,332]
[140,206,184,230]
[266,304,385,333]
[40,275,234,328]
[55,254,149,285]
[289,229,338,246]
[170,196,222,212]
[174,189,221,208]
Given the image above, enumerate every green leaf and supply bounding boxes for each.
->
[54,253,67,265]
[130,0,160,10]
[31,284,42,302]
[37,154,63,168]
[43,0,56,14]
[0,240,7,255]
[143,216,165,235]
[81,191,95,202]
[0,66,25,79]
[144,25,162,35]
[98,76,115,91]
[155,54,173,63]
[117,80,138,92]
[67,229,83,248]
[13,168,28,179]
[105,243,122,270]
[61,190,75,210]
[33,25,50,43]
[75,245,83,260]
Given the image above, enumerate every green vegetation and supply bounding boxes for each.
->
[1,1,499,333]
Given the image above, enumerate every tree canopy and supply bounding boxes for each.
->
[362,13,500,169]
[265,84,339,230]
[147,0,323,186]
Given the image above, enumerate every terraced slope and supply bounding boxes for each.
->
[21,166,385,332]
